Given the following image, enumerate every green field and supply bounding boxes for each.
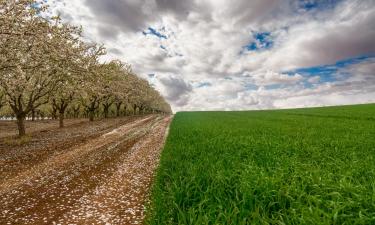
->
[147,104,375,225]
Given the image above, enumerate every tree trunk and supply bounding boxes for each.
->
[116,102,122,117]
[31,109,36,121]
[0,95,3,111]
[59,112,64,128]
[51,108,57,120]
[57,101,68,128]
[103,106,109,118]
[16,115,26,137]
[89,110,95,122]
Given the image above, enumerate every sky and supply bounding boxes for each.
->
[49,0,375,112]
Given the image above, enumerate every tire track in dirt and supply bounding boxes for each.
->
[0,115,155,195]
[59,116,172,225]
[0,116,142,183]
[0,115,171,225]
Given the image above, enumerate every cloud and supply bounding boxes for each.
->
[307,76,321,84]
[82,0,197,39]
[84,0,156,34]
[155,0,195,16]
[246,71,303,86]
[262,0,375,70]
[156,75,193,107]
[49,0,375,112]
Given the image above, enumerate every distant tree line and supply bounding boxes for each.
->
[0,0,172,137]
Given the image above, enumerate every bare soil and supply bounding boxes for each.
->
[0,119,88,138]
[0,115,172,225]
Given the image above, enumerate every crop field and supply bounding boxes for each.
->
[148,104,375,224]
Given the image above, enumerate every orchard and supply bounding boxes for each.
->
[0,0,171,137]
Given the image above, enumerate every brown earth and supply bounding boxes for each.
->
[0,119,88,138]
[0,115,172,225]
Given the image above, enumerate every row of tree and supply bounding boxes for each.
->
[0,0,171,137]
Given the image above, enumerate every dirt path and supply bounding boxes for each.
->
[0,115,172,225]
[0,119,87,138]
[0,117,141,184]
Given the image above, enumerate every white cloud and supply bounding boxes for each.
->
[49,0,375,112]
[307,76,320,84]
[245,71,303,86]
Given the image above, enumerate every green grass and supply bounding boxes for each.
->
[147,104,375,225]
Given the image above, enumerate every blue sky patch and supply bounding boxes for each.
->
[298,0,343,11]
[31,2,43,10]
[300,1,318,10]
[265,84,283,90]
[143,27,167,39]
[197,82,212,88]
[242,32,273,53]
[244,83,258,90]
[287,55,375,85]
